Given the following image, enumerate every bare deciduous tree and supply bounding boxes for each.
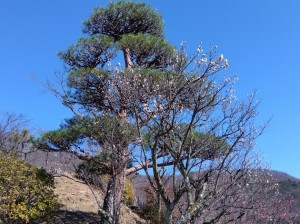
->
[0,112,33,158]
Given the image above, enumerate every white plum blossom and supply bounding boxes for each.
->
[224,58,229,67]
[218,54,224,61]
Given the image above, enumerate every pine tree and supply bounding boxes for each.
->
[39,1,174,223]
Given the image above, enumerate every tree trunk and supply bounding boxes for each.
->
[157,194,162,222]
[164,206,174,224]
[123,48,132,69]
[100,168,126,224]
[100,147,127,224]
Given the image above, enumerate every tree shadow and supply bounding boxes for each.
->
[40,210,100,224]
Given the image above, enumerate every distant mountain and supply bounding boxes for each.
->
[270,170,300,182]
[270,170,300,218]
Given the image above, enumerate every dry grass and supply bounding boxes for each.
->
[42,173,145,224]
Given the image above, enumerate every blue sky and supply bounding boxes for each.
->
[0,1,299,178]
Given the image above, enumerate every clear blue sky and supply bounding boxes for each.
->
[0,1,299,178]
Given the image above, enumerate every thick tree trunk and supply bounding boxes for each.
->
[100,178,115,224]
[164,204,175,224]
[100,145,127,224]
[101,170,126,224]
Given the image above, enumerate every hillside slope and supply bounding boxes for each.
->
[26,151,300,222]
[42,173,145,224]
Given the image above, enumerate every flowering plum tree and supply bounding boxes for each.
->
[37,1,295,224]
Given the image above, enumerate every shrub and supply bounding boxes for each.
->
[139,202,164,224]
[0,156,58,223]
[137,185,165,224]
[123,178,135,207]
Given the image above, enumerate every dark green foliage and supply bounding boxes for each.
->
[59,36,116,69]
[83,0,163,40]
[37,118,87,151]
[119,33,175,69]
[38,115,137,158]
[77,152,112,175]
[66,69,110,111]
[183,131,231,159]
[142,124,230,160]
[35,167,55,186]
